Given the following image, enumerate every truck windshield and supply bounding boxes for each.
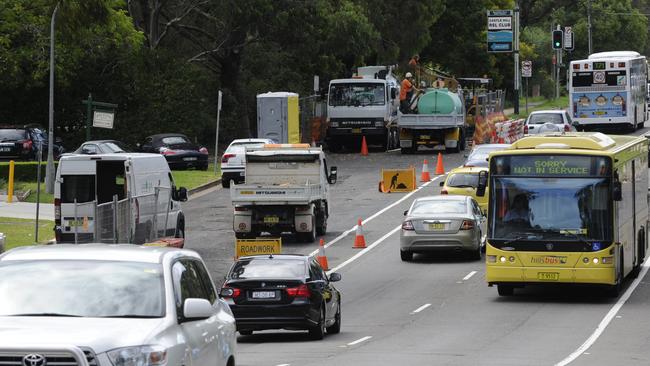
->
[329,83,385,106]
[490,177,612,249]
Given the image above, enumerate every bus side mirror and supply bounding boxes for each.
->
[391,88,397,99]
[613,181,622,201]
[476,171,488,197]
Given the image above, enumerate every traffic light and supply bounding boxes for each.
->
[552,30,564,49]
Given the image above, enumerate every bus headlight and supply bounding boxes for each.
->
[593,258,599,264]
[487,255,496,263]
[583,257,590,264]
[500,256,507,263]
[601,256,614,264]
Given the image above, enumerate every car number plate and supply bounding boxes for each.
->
[537,272,559,281]
[0,147,10,152]
[264,216,279,224]
[428,223,445,230]
[351,128,362,134]
[183,157,198,161]
[420,135,431,140]
[251,291,276,299]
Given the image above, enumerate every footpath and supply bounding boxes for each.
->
[0,201,54,220]
[503,100,546,116]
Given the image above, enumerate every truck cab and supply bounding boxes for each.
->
[326,66,400,152]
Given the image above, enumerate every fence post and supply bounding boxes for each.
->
[74,198,78,244]
[93,200,98,242]
[127,191,132,243]
[151,187,160,240]
[163,188,171,238]
[112,194,118,244]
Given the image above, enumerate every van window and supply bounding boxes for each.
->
[61,175,95,203]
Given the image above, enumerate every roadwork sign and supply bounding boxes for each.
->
[236,238,282,259]
[381,167,416,193]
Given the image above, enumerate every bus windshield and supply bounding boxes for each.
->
[329,83,386,107]
[490,177,612,247]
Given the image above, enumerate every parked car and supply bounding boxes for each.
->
[0,244,237,366]
[400,195,485,261]
[221,138,276,188]
[138,133,208,170]
[440,166,489,213]
[220,254,342,339]
[524,110,576,135]
[0,126,64,160]
[71,139,132,154]
[463,143,510,167]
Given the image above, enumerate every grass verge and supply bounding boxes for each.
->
[0,217,54,250]
[172,163,220,190]
[508,95,569,119]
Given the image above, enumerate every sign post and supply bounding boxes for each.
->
[521,61,532,114]
[214,90,223,176]
[82,94,118,140]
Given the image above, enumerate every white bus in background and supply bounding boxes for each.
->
[569,51,648,131]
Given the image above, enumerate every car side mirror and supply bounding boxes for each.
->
[476,170,488,197]
[328,166,338,184]
[328,272,342,282]
[390,87,397,99]
[439,181,445,187]
[182,298,213,321]
[174,187,188,202]
[613,180,622,201]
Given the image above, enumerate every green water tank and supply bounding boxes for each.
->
[417,88,462,114]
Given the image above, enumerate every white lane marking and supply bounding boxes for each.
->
[463,271,477,281]
[387,148,401,152]
[276,364,290,366]
[328,225,400,273]
[555,260,650,366]
[411,303,432,314]
[347,336,372,346]
[309,176,442,257]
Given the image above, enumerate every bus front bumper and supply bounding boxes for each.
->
[486,265,617,286]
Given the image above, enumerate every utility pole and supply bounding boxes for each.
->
[587,0,591,55]
[513,1,520,115]
[556,24,561,100]
[45,2,60,194]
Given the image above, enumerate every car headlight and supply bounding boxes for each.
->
[107,345,167,366]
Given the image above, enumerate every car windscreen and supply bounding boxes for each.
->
[528,113,563,125]
[229,258,306,279]
[410,200,467,215]
[447,173,480,188]
[0,260,165,317]
[0,129,27,141]
[161,136,190,145]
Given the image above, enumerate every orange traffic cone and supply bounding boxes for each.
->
[353,218,367,249]
[420,159,431,182]
[317,238,329,270]
[435,152,445,174]
[361,136,369,156]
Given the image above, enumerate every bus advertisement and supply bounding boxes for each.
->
[569,51,647,130]
[478,132,649,296]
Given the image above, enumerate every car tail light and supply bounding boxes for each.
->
[401,220,414,230]
[564,124,571,132]
[199,147,208,154]
[234,206,249,212]
[160,147,176,155]
[220,286,241,298]
[20,140,32,151]
[460,220,475,230]
[286,284,311,298]
[221,153,235,163]
[524,125,528,134]
[295,205,311,212]
[54,198,61,225]
[440,189,448,195]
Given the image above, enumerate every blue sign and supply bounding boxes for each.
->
[487,10,513,53]
[488,41,512,52]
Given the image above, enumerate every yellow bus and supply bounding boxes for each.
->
[476,132,648,296]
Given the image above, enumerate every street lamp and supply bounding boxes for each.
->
[45,2,60,194]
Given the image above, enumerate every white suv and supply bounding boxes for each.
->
[0,244,237,366]
[221,138,275,188]
[524,110,576,135]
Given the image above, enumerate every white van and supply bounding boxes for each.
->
[54,153,188,244]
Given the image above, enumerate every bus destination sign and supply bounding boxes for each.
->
[494,155,610,176]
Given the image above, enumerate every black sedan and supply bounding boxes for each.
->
[0,126,64,160]
[138,133,208,170]
[220,254,342,339]
[71,140,131,154]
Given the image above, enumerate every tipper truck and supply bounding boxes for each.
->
[326,65,400,152]
[398,88,467,154]
[230,143,337,243]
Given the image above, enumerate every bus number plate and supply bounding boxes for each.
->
[263,216,279,224]
[538,272,559,281]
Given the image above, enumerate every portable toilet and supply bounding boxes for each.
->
[256,92,300,143]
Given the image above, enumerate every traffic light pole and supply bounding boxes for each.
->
[555,24,561,100]
[513,2,520,115]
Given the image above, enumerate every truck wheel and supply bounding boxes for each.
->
[222,179,230,188]
[316,217,327,236]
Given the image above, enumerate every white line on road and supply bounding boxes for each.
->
[462,271,477,281]
[328,225,400,273]
[555,260,650,366]
[275,364,290,366]
[411,303,432,314]
[309,176,443,257]
[347,336,372,346]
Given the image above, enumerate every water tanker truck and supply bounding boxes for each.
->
[398,88,467,154]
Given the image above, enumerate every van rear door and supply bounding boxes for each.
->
[59,163,97,243]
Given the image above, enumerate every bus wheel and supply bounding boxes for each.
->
[497,285,514,296]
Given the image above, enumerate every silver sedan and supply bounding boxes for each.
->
[400,195,485,261]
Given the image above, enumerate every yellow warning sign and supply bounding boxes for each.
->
[235,238,282,259]
[381,167,416,192]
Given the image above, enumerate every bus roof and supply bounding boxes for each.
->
[495,132,645,154]
[588,51,642,60]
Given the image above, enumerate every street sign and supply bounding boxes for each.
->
[487,10,513,53]
[564,26,574,51]
[381,167,416,193]
[235,238,282,259]
[93,110,114,129]
[522,61,532,78]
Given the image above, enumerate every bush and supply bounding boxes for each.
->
[0,162,54,182]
